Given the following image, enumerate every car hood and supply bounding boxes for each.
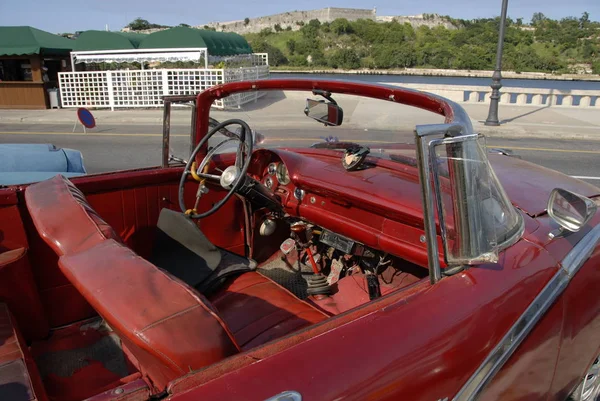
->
[0,144,87,186]
[489,153,600,217]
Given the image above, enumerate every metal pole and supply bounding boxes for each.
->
[484,0,509,126]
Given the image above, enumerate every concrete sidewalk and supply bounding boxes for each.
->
[0,101,599,141]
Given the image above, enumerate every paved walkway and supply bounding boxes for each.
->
[1,100,599,141]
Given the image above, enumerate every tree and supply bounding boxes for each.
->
[286,39,296,55]
[258,27,273,37]
[308,19,321,29]
[309,48,326,66]
[244,17,250,26]
[251,41,287,66]
[328,48,360,69]
[274,23,283,32]
[531,12,546,25]
[178,23,190,28]
[300,23,319,39]
[240,11,599,74]
[579,12,589,29]
[331,18,354,35]
[127,18,151,31]
[289,54,308,66]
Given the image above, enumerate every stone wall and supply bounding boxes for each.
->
[122,9,457,36]
[196,7,376,34]
[376,14,457,30]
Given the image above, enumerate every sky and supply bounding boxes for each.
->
[0,0,598,34]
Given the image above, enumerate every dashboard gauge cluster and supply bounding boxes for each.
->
[276,163,290,185]
[265,161,291,188]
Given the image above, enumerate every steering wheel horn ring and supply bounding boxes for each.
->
[178,119,254,219]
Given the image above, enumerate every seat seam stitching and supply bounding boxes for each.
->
[212,280,272,303]
[240,314,309,347]
[140,304,200,332]
[135,333,185,374]
[233,307,293,335]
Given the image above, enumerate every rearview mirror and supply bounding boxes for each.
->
[304,99,343,126]
[548,188,597,232]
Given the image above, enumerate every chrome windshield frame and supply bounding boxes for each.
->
[414,102,524,283]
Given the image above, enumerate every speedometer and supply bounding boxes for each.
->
[276,163,290,185]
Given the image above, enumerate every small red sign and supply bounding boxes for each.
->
[77,108,96,129]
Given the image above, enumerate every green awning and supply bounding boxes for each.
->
[0,26,74,56]
[73,31,147,51]
[138,27,252,56]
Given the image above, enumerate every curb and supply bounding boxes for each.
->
[0,117,187,125]
[477,127,600,141]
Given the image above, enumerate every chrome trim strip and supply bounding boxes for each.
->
[494,213,525,253]
[562,224,600,277]
[264,391,302,401]
[415,124,454,284]
[453,223,600,401]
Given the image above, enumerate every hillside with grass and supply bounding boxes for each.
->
[244,13,600,74]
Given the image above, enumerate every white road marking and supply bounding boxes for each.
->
[571,176,600,180]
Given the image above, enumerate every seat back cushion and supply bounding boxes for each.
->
[25,175,120,256]
[58,239,240,392]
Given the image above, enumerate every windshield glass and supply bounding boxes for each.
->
[207,89,445,154]
[433,136,523,264]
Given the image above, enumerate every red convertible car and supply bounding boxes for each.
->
[0,79,599,401]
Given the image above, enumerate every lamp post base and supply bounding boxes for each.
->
[485,71,503,126]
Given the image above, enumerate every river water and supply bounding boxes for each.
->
[271,72,600,91]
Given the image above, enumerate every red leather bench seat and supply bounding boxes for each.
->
[58,240,240,392]
[25,175,120,256]
[209,272,329,350]
[25,175,331,393]
[0,303,47,401]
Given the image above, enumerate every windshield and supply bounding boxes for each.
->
[433,137,523,264]
[207,89,445,154]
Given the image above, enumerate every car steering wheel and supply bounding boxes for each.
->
[179,119,253,219]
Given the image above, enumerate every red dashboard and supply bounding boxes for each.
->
[248,148,435,268]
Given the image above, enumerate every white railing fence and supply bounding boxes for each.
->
[251,53,269,66]
[208,53,269,67]
[59,65,269,110]
[384,83,600,108]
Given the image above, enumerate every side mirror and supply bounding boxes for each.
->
[304,99,343,127]
[548,188,597,232]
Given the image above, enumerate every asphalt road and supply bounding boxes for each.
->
[0,123,599,187]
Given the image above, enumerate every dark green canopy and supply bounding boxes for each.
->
[0,26,74,56]
[73,31,147,51]
[138,27,252,56]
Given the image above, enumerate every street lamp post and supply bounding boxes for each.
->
[485,0,509,126]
